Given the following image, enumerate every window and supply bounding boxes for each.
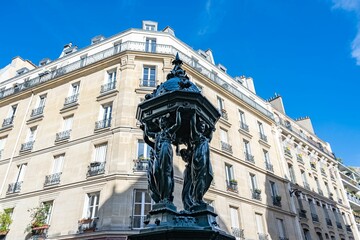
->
[42,201,54,225]
[258,121,267,141]
[217,96,227,119]
[276,218,286,239]
[56,116,73,141]
[27,126,37,142]
[145,38,156,53]
[137,140,151,160]
[80,55,87,67]
[239,110,248,131]
[244,140,253,162]
[38,94,47,108]
[84,192,100,219]
[15,163,27,184]
[225,164,234,182]
[324,182,331,197]
[94,143,107,163]
[52,155,64,174]
[65,82,80,104]
[250,173,258,191]
[96,103,112,129]
[3,105,17,126]
[145,24,156,31]
[255,213,265,235]
[88,143,107,176]
[303,229,311,240]
[114,41,122,53]
[133,189,152,228]
[269,181,278,196]
[264,150,272,171]
[220,129,228,143]
[288,164,296,182]
[230,207,242,240]
[309,199,318,221]
[142,66,156,87]
[0,136,6,159]
[106,69,116,84]
[301,170,309,189]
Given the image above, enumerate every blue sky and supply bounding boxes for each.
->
[1,0,359,166]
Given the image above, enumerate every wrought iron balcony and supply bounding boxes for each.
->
[303,182,310,190]
[226,180,238,193]
[284,148,292,158]
[100,81,116,93]
[2,116,14,127]
[259,133,267,142]
[346,224,352,232]
[20,141,34,151]
[44,172,61,186]
[245,152,255,163]
[95,118,111,130]
[31,106,44,117]
[87,162,106,176]
[320,168,327,177]
[231,227,244,239]
[220,109,228,120]
[64,93,79,105]
[139,79,157,88]
[265,162,273,172]
[311,213,319,222]
[134,158,149,171]
[347,192,360,205]
[336,221,342,229]
[326,218,332,226]
[296,154,304,164]
[78,218,98,233]
[272,196,282,207]
[56,130,71,141]
[258,233,268,240]
[239,122,249,132]
[7,181,22,193]
[298,209,307,219]
[252,190,262,200]
[221,141,233,154]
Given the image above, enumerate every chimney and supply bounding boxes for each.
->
[268,93,285,114]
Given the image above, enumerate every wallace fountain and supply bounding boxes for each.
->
[131,54,235,240]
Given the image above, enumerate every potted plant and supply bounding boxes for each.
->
[0,209,12,236]
[25,203,50,235]
[275,195,282,202]
[229,179,238,185]
[254,188,261,194]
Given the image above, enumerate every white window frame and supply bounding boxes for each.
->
[132,189,152,229]
[106,69,117,84]
[145,38,156,52]
[249,173,257,191]
[94,143,107,163]
[137,140,151,160]
[99,103,113,121]
[52,154,64,174]
[225,163,234,181]
[27,126,37,142]
[220,128,228,143]
[244,139,251,155]
[142,66,156,87]
[15,163,27,183]
[83,192,100,219]
[69,82,80,96]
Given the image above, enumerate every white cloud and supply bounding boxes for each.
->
[197,0,226,36]
[332,0,360,65]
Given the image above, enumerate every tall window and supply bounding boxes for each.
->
[0,136,6,159]
[114,41,122,53]
[38,94,47,108]
[309,199,318,221]
[97,103,112,129]
[220,129,228,143]
[133,189,152,228]
[276,218,286,239]
[239,110,248,131]
[250,173,257,191]
[288,164,296,182]
[42,201,54,225]
[8,105,17,118]
[52,155,64,174]
[137,140,151,160]
[142,66,156,87]
[94,143,107,163]
[225,164,234,182]
[27,126,37,142]
[69,82,80,96]
[84,192,100,219]
[269,181,278,196]
[264,150,272,171]
[323,204,330,221]
[106,69,116,84]
[244,140,253,162]
[145,38,156,53]
[301,170,308,189]
[62,115,73,131]
[15,163,27,184]
[217,96,224,111]
[324,182,331,197]
[230,207,241,240]
[314,177,321,192]
[255,213,265,235]
[258,121,267,141]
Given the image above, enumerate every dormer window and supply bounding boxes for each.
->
[142,21,158,31]
[217,64,227,73]
[16,67,28,76]
[39,58,51,66]
[91,35,105,45]
[145,24,155,31]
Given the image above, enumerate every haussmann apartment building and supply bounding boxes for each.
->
[0,21,358,240]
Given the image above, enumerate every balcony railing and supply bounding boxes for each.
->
[252,190,261,200]
[347,192,360,205]
[100,81,116,93]
[245,153,255,163]
[321,168,327,177]
[44,172,61,186]
[258,233,268,240]
[231,227,244,239]
[239,122,249,132]
[2,116,14,127]
[78,218,98,233]
[0,41,274,123]
[64,93,79,105]
[139,79,157,88]
[220,109,228,120]
[20,141,34,151]
[265,162,273,172]
[87,162,106,176]
[272,196,282,207]
[7,181,22,193]
[31,106,45,117]
[336,221,342,229]
[298,209,307,219]
[221,141,233,154]
[296,154,304,164]
[326,218,332,226]
[346,224,352,232]
[311,213,319,222]
[259,133,267,142]
[95,118,111,130]
[226,180,238,193]
[56,129,71,141]
[134,158,149,171]
[284,148,292,158]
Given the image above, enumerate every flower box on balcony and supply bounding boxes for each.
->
[0,230,9,236]
[254,189,261,194]
[275,195,282,202]
[229,179,238,185]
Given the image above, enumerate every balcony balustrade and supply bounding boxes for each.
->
[311,213,319,222]
[31,106,44,117]
[321,168,327,177]
[44,172,61,186]
[298,209,307,219]
[284,148,292,158]
[240,122,249,132]
[134,158,149,171]
[220,109,228,120]
[326,218,332,226]
[56,130,71,141]
[259,133,267,142]
[347,193,360,205]
[226,180,238,193]
[7,181,22,194]
[231,227,244,239]
[64,93,79,105]
[221,141,233,154]
[2,116,14,127]
[100,81,116,93]
[78,218,98,233]
[245,152,255,163]
[265,162,274,172]
[20,141,34,151]
[252,190,262,200]
[296,154,304,164]
[95,118,111,130]
[87,162,106,176]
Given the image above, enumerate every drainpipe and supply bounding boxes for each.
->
[0,92,34,197]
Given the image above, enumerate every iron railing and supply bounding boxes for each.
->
[78,218,98,233]
[7,181,22,193]
[284,148,292,158]
[231,227,244,239]
[95,118,111,130]
[20,141,34,151]
[87,162,106,176]
[259,133,267,142]
[31,106,45,117]
[100,81,116,93]
[311,213,319,222]
[139,78,157,88]
[252,190,261,200]
[2,116,14,127]
[56,130,71,141]
[298,209,307,219]
[64,93,79,105]
[44,172,62,186]
[0,41,274,121]
[239,122,249,132]
[221,141,232,154]
[134,159,149,171]
[226,180,238,193]
[245,153,255,163]
[265,162,273,172]
[272,196,282,207]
